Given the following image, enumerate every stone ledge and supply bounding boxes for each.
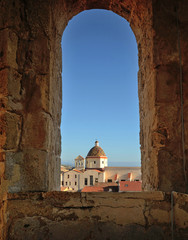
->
[7,191,166,201]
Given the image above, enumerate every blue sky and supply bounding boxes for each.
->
[61,9,140,167]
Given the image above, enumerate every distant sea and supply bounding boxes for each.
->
[108,161,141,167]
[61,161,141,167]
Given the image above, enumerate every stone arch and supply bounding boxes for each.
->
[1,0,188,195]
[50,0,156,191]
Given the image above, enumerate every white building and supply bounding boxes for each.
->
[62,168,105,191]
[61,141,141,192]
[62,169,82,191]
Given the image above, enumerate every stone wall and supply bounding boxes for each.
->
[150,0,188,193]
[0,0,187,197]
[0,0,61,195]
[2,191,188,240]
[1,0,187,195]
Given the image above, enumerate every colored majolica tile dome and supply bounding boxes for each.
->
[87,141,106,157]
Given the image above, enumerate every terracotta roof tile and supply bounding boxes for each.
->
[73,169,82,173]
[119,181,142,192]
[81,186,104,192]
[87,146,106,157]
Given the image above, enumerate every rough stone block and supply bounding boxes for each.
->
[21,112,50,150]
[36,75,49,112]
[0,162,5,176]
[0,98,7,113]
[0,69,8,97]
[158,149,186,192]
[155,64,179,103]
[3,112,22,151]
[173,192,188,229]
[0,29,18,69]
[0,152,5,163]
[0,114,6,149]
[149,208,170,224]
[19,149,48,192]
[8,69,22,100]
[5,152,23,181]
[47,153,61,191]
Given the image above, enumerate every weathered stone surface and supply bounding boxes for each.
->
[4,112,22,151]
[3,191,185,240]
[0,29,18,70]
[8,217,165,240]
[21,112,50,150]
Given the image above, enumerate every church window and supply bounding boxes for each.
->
[108,179,112,182]
[62,181,64,186]
[68,175,69,178]
[75,175,77,178]
[95,178,98,183]
[75,182,77,185]
[90,175,94,186]
[66,182,67,185]
[85,178,88,185]
[94,161,96,164]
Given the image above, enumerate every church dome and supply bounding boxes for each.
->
[87,141,106,157]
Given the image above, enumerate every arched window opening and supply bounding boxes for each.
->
[60,9,141,192]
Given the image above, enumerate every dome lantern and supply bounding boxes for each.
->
[95,140,99,147]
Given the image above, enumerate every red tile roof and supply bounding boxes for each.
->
[119,181,142,192]
[93,169,102,173]
[73,169,82,173]
[82,182,119,192]
[81,186,104,192]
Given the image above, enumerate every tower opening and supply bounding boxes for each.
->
[61,9,141,192]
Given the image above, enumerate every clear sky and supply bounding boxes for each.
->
[61,9,141,167]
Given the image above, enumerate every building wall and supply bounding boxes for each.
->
[82,170,105,188]
[86,157,107,168]
[63,171,81,191]
[62,169,105,191]
[100,157,108,168]
[104,167,141,182]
